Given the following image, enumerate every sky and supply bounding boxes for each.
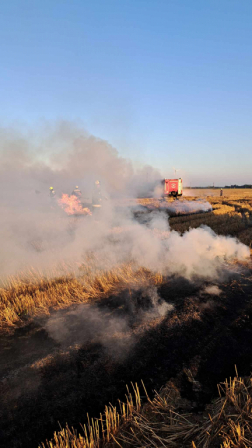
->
[0,0,252,186]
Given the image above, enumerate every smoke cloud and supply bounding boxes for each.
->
[0,122,250,282]
[202,285,222,296]
[163,199,212,214]
[144,199,212,214]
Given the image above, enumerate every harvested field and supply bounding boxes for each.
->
[46,371,252,448]
[138,189,252,248]
[1,191,252,448]
[183,188,252,199]
[0,264,163,332]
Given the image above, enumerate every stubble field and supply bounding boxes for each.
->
[1,189,252,448]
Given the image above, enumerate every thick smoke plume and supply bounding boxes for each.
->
[0,122,160,199]
[0,122,250,282]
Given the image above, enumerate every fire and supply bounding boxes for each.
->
[58,194,92,216]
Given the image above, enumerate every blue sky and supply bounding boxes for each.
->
[0,0,252,185]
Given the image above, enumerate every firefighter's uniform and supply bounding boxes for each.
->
[49,187,56,198]
[92,181,103,215]
[72,186,82,197]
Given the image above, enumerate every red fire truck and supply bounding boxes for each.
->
[162,178,183,198]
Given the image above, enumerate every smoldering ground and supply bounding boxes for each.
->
[0,274,225,404]
[44,286,174,360]
[0,284,174,415]
[2,268,252,448]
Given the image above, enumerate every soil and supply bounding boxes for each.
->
[1,268,252,448]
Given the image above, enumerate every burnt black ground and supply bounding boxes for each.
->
[1,270,252,448]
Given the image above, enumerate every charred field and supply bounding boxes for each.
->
[1,191,252,448]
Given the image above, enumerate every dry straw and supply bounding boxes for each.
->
[40,371,252,448]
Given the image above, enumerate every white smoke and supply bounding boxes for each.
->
[0,122,250,282]
[44,286,174,359]
[163,199,212,214]
[89,213,249,281]
[202,285,222,295]
[144,199,212,214]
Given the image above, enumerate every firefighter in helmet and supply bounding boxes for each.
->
[49,186,56,198]
[72,185,82,198]
[92,180,103,209]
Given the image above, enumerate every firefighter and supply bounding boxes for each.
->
[72,186,82,198]
[92,180,102,204]
[49,186,56,198]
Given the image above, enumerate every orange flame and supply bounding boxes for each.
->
[58,194,92,216]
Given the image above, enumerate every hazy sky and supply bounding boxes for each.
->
[0,0,252,185]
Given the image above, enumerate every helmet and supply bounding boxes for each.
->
[50,187,54,190]
[95,180,100,185]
